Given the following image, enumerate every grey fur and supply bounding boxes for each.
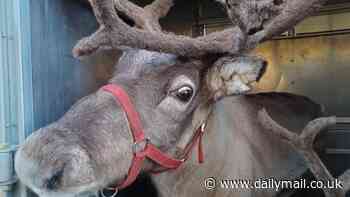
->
[15,50,321,197]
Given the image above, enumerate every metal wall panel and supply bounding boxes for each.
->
[0,0,7,146]
[1,1,118,196]
[29,0,113,130]
[0,0,20,148]
[0,0,32,196]
[23,0,127,196]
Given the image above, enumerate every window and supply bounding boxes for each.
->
[198,3,350,39]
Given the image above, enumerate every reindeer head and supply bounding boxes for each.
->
[15,0,325,196]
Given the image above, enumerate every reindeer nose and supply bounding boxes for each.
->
[15,128,96,193]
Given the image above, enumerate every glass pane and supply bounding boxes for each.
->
[296,12,350,34]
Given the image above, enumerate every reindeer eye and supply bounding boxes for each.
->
[173,86,194,103]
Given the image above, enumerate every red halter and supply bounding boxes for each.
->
[102,84,206,190]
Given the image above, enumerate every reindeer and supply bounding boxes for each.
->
[15,0,343,197]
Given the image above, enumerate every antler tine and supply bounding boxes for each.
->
[220,0,326,50]
[339,169,350,193]
[247,0,327,46]
[88,0,119,29]
[113,0,149,29]
[262,0,327,40]
[73,0,127,57]
[113,0,172,32]
[145,0,174,21]
[258,109,350,197]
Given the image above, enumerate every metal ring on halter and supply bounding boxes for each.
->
[200,122,206,133]
[132,137,150,153]
[100,188,118,197]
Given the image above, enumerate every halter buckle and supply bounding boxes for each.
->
[200,122,206,133]
[132,138,150,154]
[100,188,118,197]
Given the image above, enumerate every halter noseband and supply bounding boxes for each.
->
[102,84,206,191]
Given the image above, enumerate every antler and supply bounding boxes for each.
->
[73,0,326,58]
[258,109,350,197]
[113,0,174,32]
[220,0,326,48]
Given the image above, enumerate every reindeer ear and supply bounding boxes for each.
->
[205,55,267,101]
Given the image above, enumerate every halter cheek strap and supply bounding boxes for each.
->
[102,84,206,190]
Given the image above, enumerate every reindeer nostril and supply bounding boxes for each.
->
[44,168,65,190]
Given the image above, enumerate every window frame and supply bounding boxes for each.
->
[197,2,350,39]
